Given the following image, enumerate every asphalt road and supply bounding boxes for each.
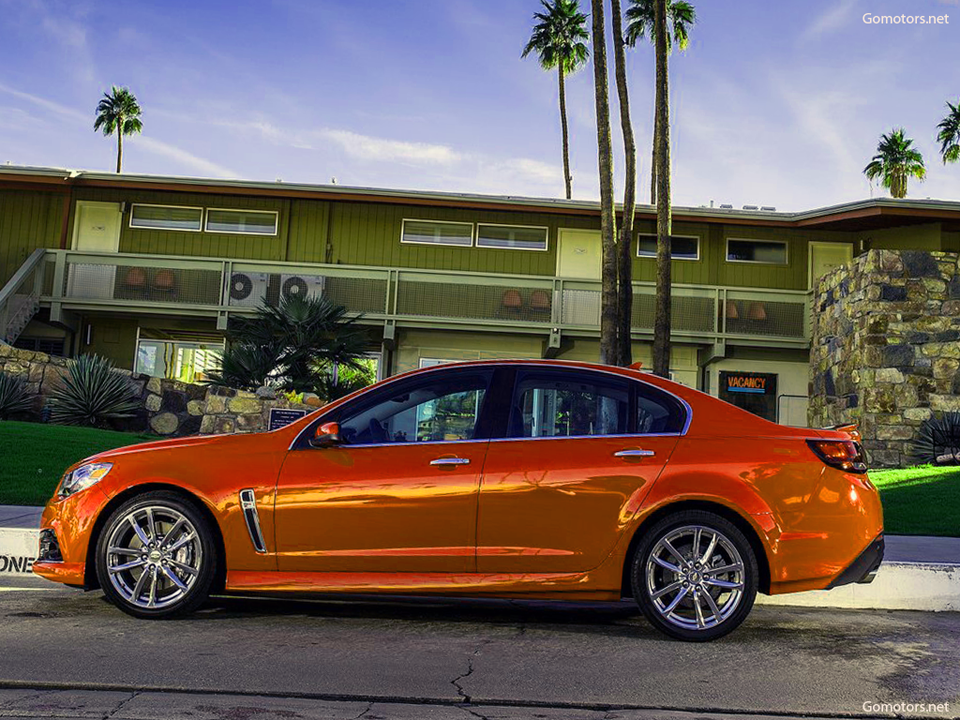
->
[0,574,958,720]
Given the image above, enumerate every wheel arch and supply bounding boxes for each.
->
[619,499,772,598]
[84,482,227,594]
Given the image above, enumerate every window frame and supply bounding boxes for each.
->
[204,208,280,237]
[129,203,204,233]
[636,233,701,261]
[302,366,497,448]
[400,218,475,248]
[502,367,689,440]
[476,223,550,252]
[725,237,789,266]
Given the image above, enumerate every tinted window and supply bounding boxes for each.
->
[338,371,490,445]
[509,371,631,438]
[636,386,686,434]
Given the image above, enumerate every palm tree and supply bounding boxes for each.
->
[624,0,696,204]
[937,99,960,165]
[589,0,619,364]
[523,0,590,200]
[610,0,636,366]
[863,128,926,199]
[651,0,673,378]
[93,86,143,173]
[207,293,370,397]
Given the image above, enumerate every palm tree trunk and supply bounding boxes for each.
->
[558,65,573,200]
[590,0,619,366]
[650,133,658,204]
[652,0,672,379]
[116,117,123,174]
[611,0,635,367]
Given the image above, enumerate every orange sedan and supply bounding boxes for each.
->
[34,359,883,641]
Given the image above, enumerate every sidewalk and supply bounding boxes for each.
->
[3,505,958,610]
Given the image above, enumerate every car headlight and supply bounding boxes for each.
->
[59,462,113,499]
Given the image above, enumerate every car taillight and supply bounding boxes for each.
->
[806,439,867,474]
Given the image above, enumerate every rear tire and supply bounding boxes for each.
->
[631,510,758,641]
[95,491,217,619]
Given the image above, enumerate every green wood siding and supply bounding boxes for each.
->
[324,201,597,274]
[0,189,64,286]
[73,188,288,261]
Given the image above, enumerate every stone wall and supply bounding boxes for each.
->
[809,249,960,467]
[0,343,313,436]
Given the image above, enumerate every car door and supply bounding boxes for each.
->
[274,367,494,573]
[476,367,685,574]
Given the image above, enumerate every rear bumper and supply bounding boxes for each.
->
[827,534,884,589]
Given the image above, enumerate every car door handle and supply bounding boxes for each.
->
[614,449,656,458]
[430,457,471,466]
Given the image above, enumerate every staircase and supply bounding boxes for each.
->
[0,249,45,346]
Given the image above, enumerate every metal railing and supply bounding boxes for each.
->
[30,249,810,345]
[0,249,46,344]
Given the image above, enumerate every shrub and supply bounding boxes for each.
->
[48,354,140,427]
[910,412,960,466]
[0,372,34,419]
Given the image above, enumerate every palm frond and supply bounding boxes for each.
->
[937,99,960,165]
[0,373,35,419]
[48,355,140,427]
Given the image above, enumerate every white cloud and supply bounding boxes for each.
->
[800,0,860,42]
[134,137,237,178]
[320,129,463,165]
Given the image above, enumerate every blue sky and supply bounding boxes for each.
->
[0,0,958,210]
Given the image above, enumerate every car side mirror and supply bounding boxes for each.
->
[309,421,341,448]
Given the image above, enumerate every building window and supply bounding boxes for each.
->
[205,209,279,236]
[718,370,778,422]
[637,234,700,260]
[726,238,788,264]
[135,339,224,384]
[476,224,548,251]
[130,204,203,232]
[400,219,474,247]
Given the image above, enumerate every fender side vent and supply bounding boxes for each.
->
[239,489,267,554]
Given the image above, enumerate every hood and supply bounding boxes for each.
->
[83,432,245,464]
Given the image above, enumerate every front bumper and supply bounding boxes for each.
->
[827,534,884,589]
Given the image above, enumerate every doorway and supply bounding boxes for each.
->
[808,242,853,288]
[68,201,122,300]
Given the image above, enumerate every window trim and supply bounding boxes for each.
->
[476,222,550,252]
[725,237,789,266]
[636,233,700,261]
[399,218,475,248]
[290,362,693,449]
[129,203,204,233]
[302,366,496,448]
[204,208,280,237]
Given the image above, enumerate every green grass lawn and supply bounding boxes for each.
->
[869,465,960,537]
[0,420,156,506]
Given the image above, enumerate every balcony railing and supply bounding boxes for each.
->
[28,249,809,346]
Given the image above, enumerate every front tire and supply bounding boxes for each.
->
[95,491,217,619]
[631,510,758,641]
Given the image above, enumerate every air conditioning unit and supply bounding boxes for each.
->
[280,273,325,300]
[228,272,270,307]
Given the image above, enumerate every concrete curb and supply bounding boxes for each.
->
[2,523,958,611]
[0,528,39,575]
[757,561,960,612]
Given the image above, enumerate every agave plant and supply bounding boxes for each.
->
[0,372,35,419]
[910,412,960,466]
[48,354,140,427]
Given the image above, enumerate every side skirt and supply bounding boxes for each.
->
[225,570,621,601]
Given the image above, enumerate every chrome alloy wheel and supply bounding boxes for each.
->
[105,506,203,610]
[645,524,745,631]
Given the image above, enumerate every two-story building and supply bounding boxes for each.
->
[3,164,960,425]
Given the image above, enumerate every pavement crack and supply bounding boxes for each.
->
[451,638,492,708]
[351,700,373,719]
[459,705,490,720]
[102,690,139,720]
